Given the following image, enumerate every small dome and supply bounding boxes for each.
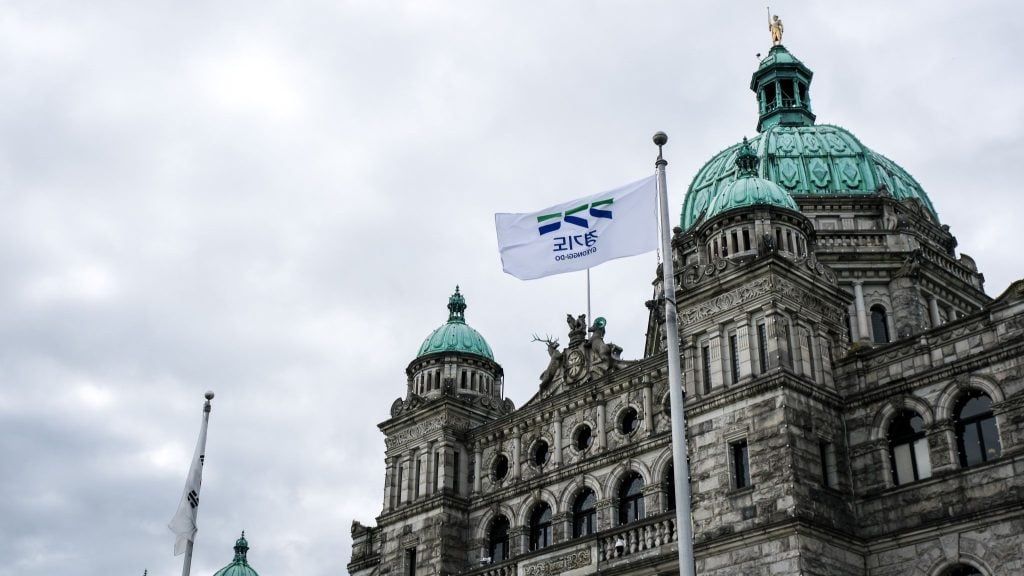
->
[703,137,798,222]
[212,532,259,576]
[416,287,494,360]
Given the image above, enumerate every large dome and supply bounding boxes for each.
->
[416,287,494,360]
[681,125,939,231]
[680,45,939,232]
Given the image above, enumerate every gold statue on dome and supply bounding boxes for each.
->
[768,9,784,46]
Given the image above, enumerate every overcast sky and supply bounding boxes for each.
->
[1,2,1021,575]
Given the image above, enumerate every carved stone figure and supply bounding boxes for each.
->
[567,313,588,346]
[769,14,784,45]
[533,334,563,388]
[587,317,623,376]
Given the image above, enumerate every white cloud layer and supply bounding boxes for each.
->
[0,2,1021,575]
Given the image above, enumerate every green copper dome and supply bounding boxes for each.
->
[416,287,494,361]
[703,137,798,222]
[212,532,259,576]
[680,45,939,232]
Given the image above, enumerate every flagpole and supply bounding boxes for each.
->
[174,391,215,576]
[654,132,696,576]
[586,268,592,326]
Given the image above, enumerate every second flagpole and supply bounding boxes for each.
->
[654,132,696,576]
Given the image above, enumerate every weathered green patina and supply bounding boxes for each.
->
[703,137,798,222]
[212,533,260,576]
[416,286,494,360]
[680,45,938,231]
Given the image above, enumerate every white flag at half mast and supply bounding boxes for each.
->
[168,394,213,556]
[494,175,658,280]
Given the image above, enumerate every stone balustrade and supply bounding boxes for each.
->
[598,515,677,561]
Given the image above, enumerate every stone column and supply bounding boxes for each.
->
[642,379,654,437]
[708,329,723,390]
[509,526,528,556]
[929,420,957,474]
[929,295,942,327]
[473,444,482,493]
[735,315,752,382]
[596,401,607,452]
[764,311,785,370]
[425,441,437,495]
[682,343,697,397]
[642,484,663,516]
[398,453,412,504]
[890,277,929,339]
[553,418,563,466]
[852,281,870,341]
[437,444,452,492]
[384,455,396,511]
[596,499,615,530]
[512,429,522,480]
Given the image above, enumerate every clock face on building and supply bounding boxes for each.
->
[565,349,586,381]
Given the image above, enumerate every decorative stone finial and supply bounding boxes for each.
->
[735,137,760,177]
[447,286,467,323]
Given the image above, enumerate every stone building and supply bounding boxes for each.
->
[347,41,1024,576]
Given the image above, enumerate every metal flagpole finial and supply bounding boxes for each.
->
[204,390,214,412]
[653,132,668,165]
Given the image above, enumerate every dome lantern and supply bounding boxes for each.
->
[751,45,816,132]
[447,285,467,323]
[212,532,259,576]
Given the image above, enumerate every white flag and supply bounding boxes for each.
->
[168,403,211,556]
[495,176,658,280]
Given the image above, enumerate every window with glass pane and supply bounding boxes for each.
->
[731,439,750,488]
[757,323,768,373]
[618,472,645,524]
[664,463,676,511]
[701,344,712,394]
[955,391,1001,467]
[571,489,597,537]
[488,516,510,561]
[888,410,932,485]
[529,503,553,550]
[870,305,890,344]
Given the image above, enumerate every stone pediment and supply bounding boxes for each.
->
[528,314,626,402]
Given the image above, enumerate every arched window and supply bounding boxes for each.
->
[888,410,931,485]
[870,305,890,344]
[493,455,509,481]
[487,515,509,562]
[574,425,593,451]
[618,472,645,524]
[532,440,549,467]
[941,564,982,576]
[664,463,676,511]
[955,391,1001,467]
[571,488,597,538]
[529,503,553,550]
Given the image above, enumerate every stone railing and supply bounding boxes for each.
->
[463,514,677,576]
[469,560,517,576]
[598,515,677,561]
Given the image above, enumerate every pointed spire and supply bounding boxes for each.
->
[735,137,760,177]
[447,285,467,323]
